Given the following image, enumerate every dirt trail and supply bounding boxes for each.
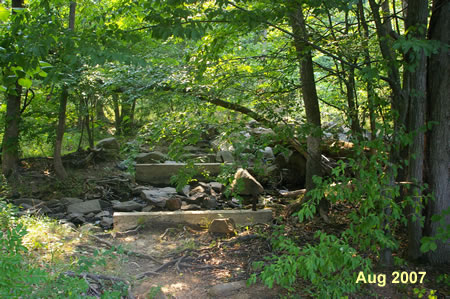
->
[97,225,281,299]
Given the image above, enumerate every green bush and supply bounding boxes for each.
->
[0,199,128,298]
[250,136,410,297]
[250,227,371,298]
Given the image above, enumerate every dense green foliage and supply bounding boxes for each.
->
[0,200,130,298]
[0,0,448,297]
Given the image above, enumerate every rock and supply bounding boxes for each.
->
[287,151,307,186]
[181,203,202,210]
[135,151,167,163]
[113,200,144,212]
[100,217,113,228]
[141,187,179,209]
[132,186,151,195]
[261,147,275,160]
[85,212,95,219]
[140,192,167,208]
[142,205,153,212]
[60,220,76,230]
[80,223,102,233]
[251,127,275,137]
[60,197,84,206]
[184,145,201,153]
[202,196,217,209]
[51,213,66,219]
[95,211,110,218]
[231,168,264,196]
[67,213,86,225]
[195,140,211,149]
[186,192,208,205]
[13,198,43,207]
[208,280,246,297]
[208,218,236,234]
[67,199,102,214]
[190,185,206,196]
[140,188,177,208]
[159,187,177,194]
[43,199,65,213]
[116,160,129,171]
[209,182,224,193]
[96,137,119,150]
[180,185,190,197]
[216,150,234,163]
[166,197,182,211]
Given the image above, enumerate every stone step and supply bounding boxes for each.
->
[113,209,273,231]
[135,163,223,185]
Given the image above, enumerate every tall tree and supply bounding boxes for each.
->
[289,3,329,220]
[404,0,428,261]
[2,0,24,177]
[425,0,449,264]
[54,1,77,179]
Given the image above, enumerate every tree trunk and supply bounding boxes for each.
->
[404,0,428,261]
[54,1,76,179]
[112,93,122,135]
[54,88,69,179]
[345,66,361,137]
[368,0,406,266]
[289,4,328,219]
[2,83,22,177]
[357,0,377,142]
[425,0,450,265]
[2,0,25,177]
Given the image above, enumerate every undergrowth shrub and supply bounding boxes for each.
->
[250,227,371,298]
[250,136,410,297]
[0,199,128,298]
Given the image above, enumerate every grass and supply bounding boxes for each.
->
[0,200,131,298]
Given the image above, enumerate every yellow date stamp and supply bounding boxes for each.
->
[356,271,426,287]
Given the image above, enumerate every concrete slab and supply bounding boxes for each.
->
[135,163,223,185]
[113,209,273,231]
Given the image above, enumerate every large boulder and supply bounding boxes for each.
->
[208,218,236,234]
[287,151,307,186]
[67,199,102,214]
[216,150,234,163]
[96,137,119,150]
[113,200,144,212]
[166,197,182,211]
[231,168,264,196]
[140,188,176,208]
[135,151,167,164]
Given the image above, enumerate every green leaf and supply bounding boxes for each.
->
[39,61,52,68]
[18,78,32,89]
[0,4,9,22]
[0,85,6,92]
[38,71,47,78]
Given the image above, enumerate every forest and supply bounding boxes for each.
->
[0,0,448,298]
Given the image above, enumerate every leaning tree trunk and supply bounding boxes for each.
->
[54,1,76,179]
[2,83,22,177]
[425,0,450,265]
[290,4,328,220]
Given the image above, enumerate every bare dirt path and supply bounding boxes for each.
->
[93,225,281,299]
